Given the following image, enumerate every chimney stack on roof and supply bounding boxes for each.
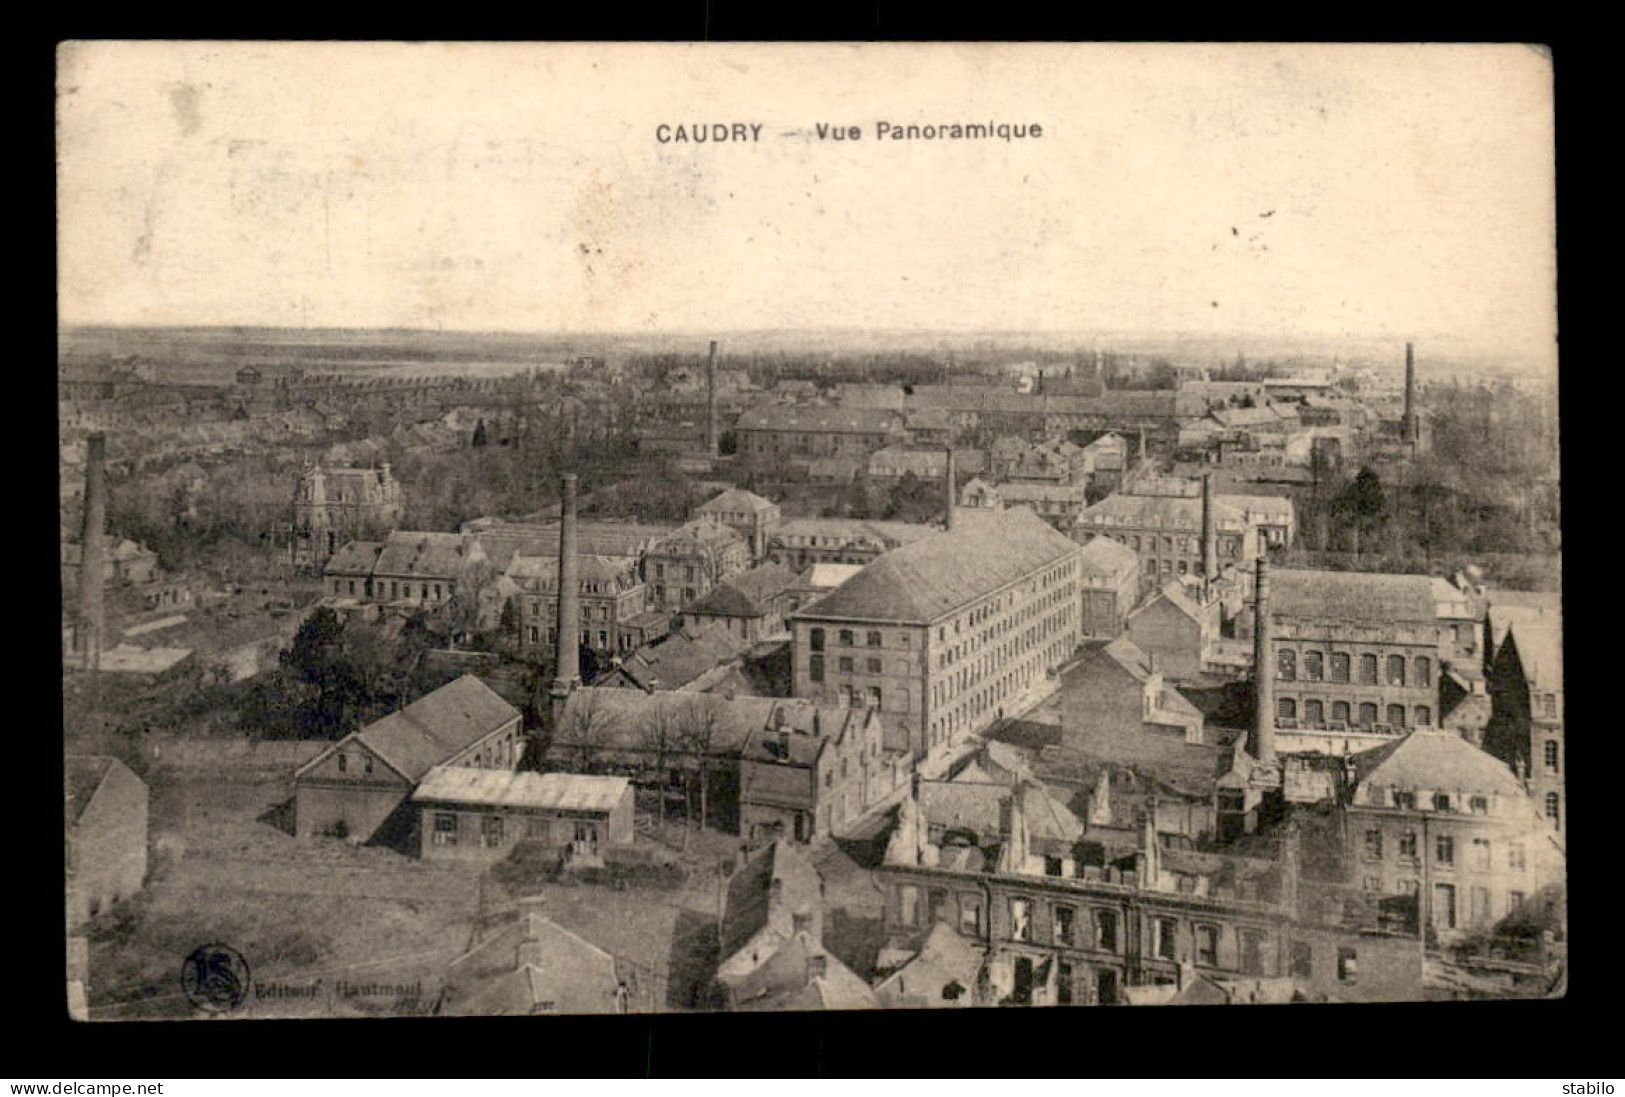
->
[1252,556,1276,765]
[548,473,582,712]
[944,446,957,531]
[706,340,720,457]
[77,433,108,672]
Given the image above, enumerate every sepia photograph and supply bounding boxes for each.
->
[57,40,1561,1024]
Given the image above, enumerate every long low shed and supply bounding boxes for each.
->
[412,767,635,861]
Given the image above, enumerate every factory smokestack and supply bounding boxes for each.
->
[944,446,957,532]
[1200,472,1218,594]
[549,473,582,715]
[76,433,108,671]
[706,340,720,457]
[1252,556,1275,765]
[1403,342,1416,442]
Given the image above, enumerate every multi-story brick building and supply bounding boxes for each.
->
[788,508,1085,766]
[1262,569,1446,748]
[693,488,782,563]
[1340,729,1563,942]
[324,530,491,608]
[644,517,750,612]
[507,552,649,659]
[1076,534,1142,638]
[764,518,937,571]
[877,780,1291,1005]
[1073,490,1259,598]
[734,406,906,463]
[291,464,404,570]
[738,701,909,844]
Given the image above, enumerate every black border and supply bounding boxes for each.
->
[37,30,1600,1080]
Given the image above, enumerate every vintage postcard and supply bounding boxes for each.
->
[58,41,1560,1019]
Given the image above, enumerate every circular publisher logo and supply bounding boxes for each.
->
[180,943,252,1013]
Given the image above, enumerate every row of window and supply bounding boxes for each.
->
[1363,830,1525,871]
[1278,650,1430,687]
[809,628,899,652]
[329,578,451,601]
[430,813,599,849]
[1276,698,1430,728]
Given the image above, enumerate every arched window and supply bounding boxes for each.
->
[1278,649,1297,682]
[1357,702,1378,728]
[1387,704,1407,728]
[1330,653,1350,683]
[1386,655,1406,687]
[1331,700,1351,724]
[1416,705,1432,726]
[1359,654,1378,684]
[1414,656,1431,685]
[1304,652,1324,681]
[1305,699,1324,725]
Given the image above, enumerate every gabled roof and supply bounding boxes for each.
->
[373,531,483,579]
[793,508,1080,624]
[297,675,519,784]
[697,488,778,515]
[687,563,800,619]
[325,541,384,575]
[613,623,751,690]
[1269,569,1437,624]
[651,517,748,555]
[1127,582,1207,628]
[1502,621,1564,693]
[798,563,866,591]
[1077,534,1140,577]
[1351,729,1528,799]
[720,839,824,965]
[444,908,623,1016]
[65,755,131,826]
[728,931,880,1012]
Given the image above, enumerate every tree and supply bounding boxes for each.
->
[672,697,727,832]
[283,607,345,685]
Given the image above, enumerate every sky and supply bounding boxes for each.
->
[57,42,1556,366]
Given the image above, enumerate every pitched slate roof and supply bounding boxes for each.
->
[1077,534,1140,578]
[720,839,824,965]
[1351,729,1528,798]
[687,563,799,619]
[651,517,747,555]
[697,488,777,516]
[736,406,902,434]
[373,531,483,579]
[552,687,785,756]
[727,930,879,1011]
[65,755,121,825]
[793,508,1080,625]
[1502,620,1564,692]
[325,540,385,576]
[612,623,751,690]
[443,909,623,1016]
[1269,569,1437,624]
[299,674,519,784]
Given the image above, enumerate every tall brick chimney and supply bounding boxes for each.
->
[1252,556,1275,764]
[1403,342,1416,442]
[944,446,957,531]
[76,433,108,671]
[548,473,582,715]
[1200,472,1218,594]
[706,340,720,457]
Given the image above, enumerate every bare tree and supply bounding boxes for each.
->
[557,689,612,775]
[674,696,729,833]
